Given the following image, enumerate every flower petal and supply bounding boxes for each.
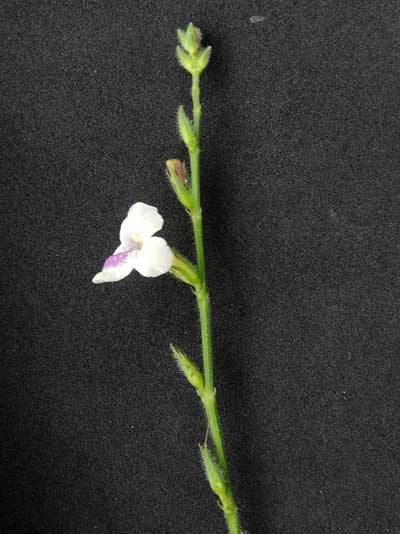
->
[92,249,138,284]
[134,237,173,277]
[119,202,164,249]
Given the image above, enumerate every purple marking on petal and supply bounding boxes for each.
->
[103,252,129,269]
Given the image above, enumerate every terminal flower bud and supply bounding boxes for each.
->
[178,22,202,56]
[185,22,202,55]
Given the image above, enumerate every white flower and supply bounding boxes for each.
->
[92,202,174,283]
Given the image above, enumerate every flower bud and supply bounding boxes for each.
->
[176,45,193,74]
[177,28,188,51]
[177,22,202,56]
[167,159,188,186]
[199,445,227,499]
[177,106,197,150]
[185,22,202,55]
[166,159,193,210]
[195,46,212,73]
[170,345,204,394]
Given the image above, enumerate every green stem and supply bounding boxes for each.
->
[189,70,240,534]
[192,71,201,139]
[196,284,213,391]
[190,151,206,282]
[225,507,240,534]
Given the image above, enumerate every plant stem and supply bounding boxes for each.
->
[189,70,241,534]
[225,507,240,534]
[192,71,201,139]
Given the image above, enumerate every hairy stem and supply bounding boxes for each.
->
[192,71,201,139]
[225,506,240,534]
[189,70,241,534]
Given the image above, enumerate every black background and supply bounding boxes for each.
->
[1,1,400,533]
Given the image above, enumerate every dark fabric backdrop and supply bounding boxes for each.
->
[1,1,399,533]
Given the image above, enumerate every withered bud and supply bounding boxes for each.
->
[166,159,188,187]
[166,159,193,210]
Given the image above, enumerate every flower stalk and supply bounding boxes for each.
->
[176,22,241,534]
